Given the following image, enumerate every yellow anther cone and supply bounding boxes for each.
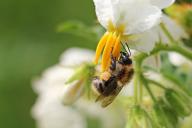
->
[94,31,122,72]
[105,34,120,71]
[112,35,121,58]
[101,32,116,71]
[94,32,109,64]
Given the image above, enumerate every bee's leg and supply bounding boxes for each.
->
[110,54,116,71]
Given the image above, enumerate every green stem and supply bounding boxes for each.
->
[161,72,192,96]
[141,76,157,103]
[133,54,147,104]
[132,43,192,104]
[160,21,192,60]
[147,79,168,90]
[172,46,192,61]
[151,43,192,61]
[139,79,143,103]
[133,53,152,104]
[134,44,192,65]
[133,74,138,104]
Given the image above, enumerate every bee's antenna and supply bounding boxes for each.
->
[125,43,131,56]
[121,42,131,56]
[120,42,126,52]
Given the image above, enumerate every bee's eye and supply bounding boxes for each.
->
[125,58,132,65]
[119,53,132,65]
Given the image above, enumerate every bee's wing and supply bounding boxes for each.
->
[100,86,123,108]
[95,95,104,102]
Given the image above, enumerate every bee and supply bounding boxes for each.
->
[92,43,134,107]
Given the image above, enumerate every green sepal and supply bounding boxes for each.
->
[165,89,192,117]
[126,106,155,128]
[65,63,95,84]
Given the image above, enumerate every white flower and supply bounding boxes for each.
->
[60,48,94,66]
[32,48,95,128]
[61,80,85,105]
[94,0,174,35]
[32,66,87,128]
[125,14,187,73]
[93,0,175,71]
[32,48,125,128]
[60,48,95,105]
[128,15,188,52]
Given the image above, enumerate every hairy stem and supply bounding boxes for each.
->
[147,79,168,90]
[132,43,192,104]
[151,43,192,60]
[141,76,157,103]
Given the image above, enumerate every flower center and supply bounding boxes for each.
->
[94,32,123,72]
[107,20,125,34]
[94,21,127,72]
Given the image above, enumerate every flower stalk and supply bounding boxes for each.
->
[133,42,192,103]
[62,63,96,104]
[131,31,192,127]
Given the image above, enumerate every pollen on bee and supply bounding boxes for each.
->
[94,31,121,72]
[100,71,111,81]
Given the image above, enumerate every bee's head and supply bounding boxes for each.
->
[119,43,132,65]
[119,51,132,65]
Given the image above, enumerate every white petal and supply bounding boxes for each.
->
[93,0,162,34]
[159,15,188,43]
[32,48,98,128]
[150,0,175,9]
[31,66,86,128]
[93,0,114,29]
[126,28,159,52]
[123,5,162,34]
[32,94,86,128]
[126,14,187,52]
[61,80,84,105]
[143,15,188,44]
[60,48,94,66]
[169,52,192,67]
[32,66,74,94]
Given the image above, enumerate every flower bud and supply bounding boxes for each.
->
[153,105,171,128]
[152,98,178,128]
[165,89,192,117]
[61,63,95,105]
[61,80,84,105]
[126,106,154,128]
[161,104,178,126]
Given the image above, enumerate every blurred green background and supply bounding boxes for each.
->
[0,0,96,128]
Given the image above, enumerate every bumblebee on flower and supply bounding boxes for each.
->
[93,0,175,71]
